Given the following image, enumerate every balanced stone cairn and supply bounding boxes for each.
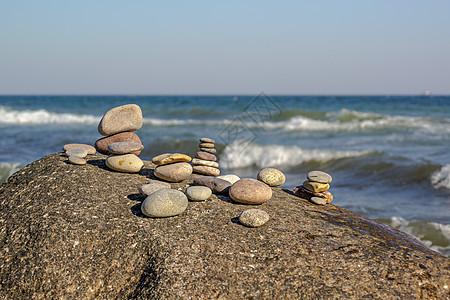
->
[293,170,333,205]
[63,144,96,165]
[152,153,193,182]
[94,104,145,173]
[192,138,220,176]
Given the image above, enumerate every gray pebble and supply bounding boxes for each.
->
[68,155,86,165]
[108,142,143,155]
[185,186,212,201]
[141,189,188,218]
[307,170,332,184]
[238,209,270,227]
[310,197,327,205]
[139,183,169,197]
[65,148,88,158]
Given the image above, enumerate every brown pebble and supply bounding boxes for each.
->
[195,151,217,161]
[199,137,215,143]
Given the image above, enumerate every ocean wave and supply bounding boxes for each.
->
[384,216,450,257]
[218,140,371,169]
[0,162,23,184]
[0,106,100,125]
[431,164,450,190]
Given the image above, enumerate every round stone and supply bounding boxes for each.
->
[238,209,270,227]
[141,189,188,218]
[154,162,193,182]
[195,151,217,161]
[98,104,143,136]
[193,176,231,194]
[229,178,273,205]
[95,132,142,155]
[65,148,88,158]
[147,179,171,188]
[105,154,144,173]
[303,180,330,193]
[108,142,144,155]
[200,147,217,154]
[307,171,332,184]
[152,153,192,166]
[63,144,96,154]
[192,158,219,168]
[68,155,86,165]
[185,186,212,201]
[257,168,286,187]
[192,165,220,176]
[199,142,215,148]
[139,183,169,197]
[310,197,327,205]
[217,174,241,185]
[199,137,215,143]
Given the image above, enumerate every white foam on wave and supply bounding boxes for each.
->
[143,118,234,127]
[219,140,370,169]
[0,162,23,182]
[431,164,450,190]
[0,106,100,125]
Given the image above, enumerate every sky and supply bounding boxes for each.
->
[1,1,450,95]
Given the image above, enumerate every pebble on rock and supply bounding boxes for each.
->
[193,176,231,194]
[257,168,286,187]
[185,186,212,201]
[192,165,220,177]
[229,178,273,205]
[303,181,330,193]
[63,143,96,154]
[200,147,217,154]
[192,158,219,168]
[195,151,217,161]
[141,189,188,218]
[199,137,215,143]
[217,174,240,185]
[95,132,142,155]
[108,142,144,155]
[65,148,88,158]
[105,154,144,173]
[199,142,215,148]
[307,170,332,184]
[152,153,192,165]
[139,183,169,197]
[68,155,87,165]
[238,209,270,227]
[147,179,171,188]
[98,104,143,136]
[310,197,327,205]
[154,162,193,182]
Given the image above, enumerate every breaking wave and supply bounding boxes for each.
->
[0,162,23,184]
[431,164,450,190]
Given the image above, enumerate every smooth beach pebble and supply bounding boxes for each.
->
[63,143,96,155]
[192,165,220,177]
[139,183,169,197]
[152,153,192,166]
[65,148,88,158]
[257,168,286,187]
[105,154,144,173]
[141,189,188,218]
[200,147,217,154]
[303,180,330,193]
[68,155,86,165]
[98,104,143,136]
[310,197,327,205]
[195,151,217,161]
[185,186,212,201]
[307,171,332,184]
[95,132,142,155]
[193,176,231,194]
[192,158,219,168]
[147,179,172,188]
[199,142,215,148]
[199,137,215,143]
[154,162,193,182]
[108,142,144,155]
[217,174,241,185]
[229,178,273,205]
[238,209,270,227]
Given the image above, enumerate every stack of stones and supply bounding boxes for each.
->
[152,153,193,182]
[63,143,96,165]
[293,170,333,205]
[94,104,145,173]
[192,138,220,176]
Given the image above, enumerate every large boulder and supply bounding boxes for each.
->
[0,154,448,299]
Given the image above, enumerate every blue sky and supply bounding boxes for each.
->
[1,1,449,95]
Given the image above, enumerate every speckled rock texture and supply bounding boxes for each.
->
[0,154,449,299]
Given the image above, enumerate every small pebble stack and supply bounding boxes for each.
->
[192,138,220,176]
[94,104,145,173]
[153,153,193,182]
[293,170,333,205]
[63,144,96,165]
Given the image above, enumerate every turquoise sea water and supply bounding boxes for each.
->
[0,95,449,256]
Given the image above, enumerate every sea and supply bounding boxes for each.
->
[0,95,449,256]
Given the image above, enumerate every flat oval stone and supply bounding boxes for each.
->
[147,179,172,188]
[154,162,193,182]
[217,174,241,185]
[192,158,219,168]
[307,170,332,184]
[192,165,220,176]
[108,142,144,155]
[95,132,142,155]
[199,142,215,148]
[98,104,143,136]
[65,149,88,158]
[195,151,217,161]
[310,197,327,205]
[200,147,217,154]
[303,180,330,193]
[239,209,270,227]
[68,155,86,165]
[141,189,188,218]
[229,178,272,205]
[193,176,231,194]
[185,186,212,201]
[199,137,215,143]
[152,153,192,165]
[63,143,96,154]
[257,168,286,187]
[105,154,144,173]
[139,183,169,197]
